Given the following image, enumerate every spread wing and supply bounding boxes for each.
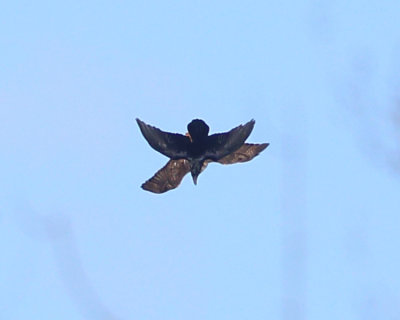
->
[217,143,269,164]
[141,159,210,194]
[141,143,268,193]
[205,120,255,161]
[141,159,191,193]
[136,118,190,159]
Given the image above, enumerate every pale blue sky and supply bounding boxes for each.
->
[1,1,400,319]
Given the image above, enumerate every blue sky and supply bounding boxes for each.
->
[1,1,400,319]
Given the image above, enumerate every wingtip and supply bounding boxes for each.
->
[246,119,256,131]
[257,143,269,152]
[141,182,163,194]
[140,182,148,191]
[241,119,255,140]
[136,118,150,132]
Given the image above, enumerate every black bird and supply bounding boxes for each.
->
[137,118,268,192]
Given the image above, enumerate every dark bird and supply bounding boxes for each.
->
[137,118,269,193]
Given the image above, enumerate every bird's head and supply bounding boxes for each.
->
[187,119,209,142]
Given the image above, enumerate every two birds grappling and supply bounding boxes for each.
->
[137,118,269,193]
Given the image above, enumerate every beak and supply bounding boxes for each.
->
[192,175,198,185]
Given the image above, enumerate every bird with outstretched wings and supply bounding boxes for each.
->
[137,118,269,193]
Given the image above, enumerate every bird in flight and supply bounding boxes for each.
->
[137,118,269,193]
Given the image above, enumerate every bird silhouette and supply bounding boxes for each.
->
[137,118,268,193]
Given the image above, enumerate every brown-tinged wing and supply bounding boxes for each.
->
[141,159,191,193]
[205,120,255,161]
[217,143,269,164]
[136,118,190,159]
